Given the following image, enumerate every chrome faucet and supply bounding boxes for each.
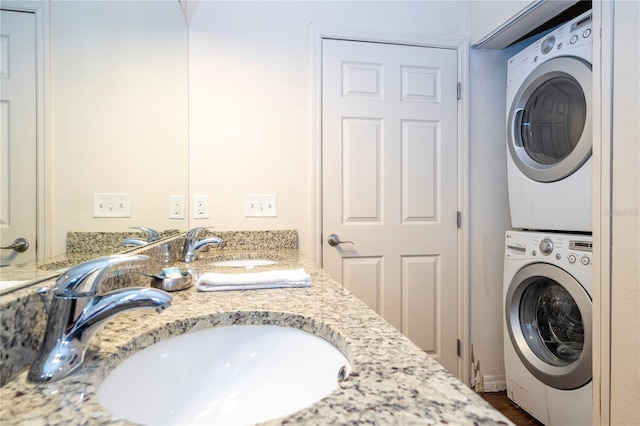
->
[120,226,161,247]
[27,255,172,383]
[182,227,223,263]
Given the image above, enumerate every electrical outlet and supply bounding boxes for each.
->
[245,194,277,217]
[169,195,185,219]
[193,195,208,219]
[93,193,130,218]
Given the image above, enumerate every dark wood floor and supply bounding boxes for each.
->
[480,391,543,426]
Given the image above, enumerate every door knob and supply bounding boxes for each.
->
[1,237,30,253]
[327,234,354,247]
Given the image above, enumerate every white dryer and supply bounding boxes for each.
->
[504,230,592,425]
[506,11,593,232]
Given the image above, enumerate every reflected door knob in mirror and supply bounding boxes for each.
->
[1,238,30,253]
[327,234,354,247]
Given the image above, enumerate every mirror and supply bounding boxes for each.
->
[0,1,188,292]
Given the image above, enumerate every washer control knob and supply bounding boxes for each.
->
[539,238,554,255]
[541,35,555,54]
[581,256,591,266]
[568,254,577,264]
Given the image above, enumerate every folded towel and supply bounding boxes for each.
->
[196,268,312,292]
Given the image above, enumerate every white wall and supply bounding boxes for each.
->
[610,0,640,423]
[188,1,469,256]
[50,1,189,254]
[468,46,514,391]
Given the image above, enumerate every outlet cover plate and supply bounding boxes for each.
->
[94,193,130,218]
[245,194,277,217]
[193,195,209,219]
[169,195,185,219]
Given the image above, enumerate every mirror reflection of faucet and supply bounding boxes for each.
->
[182,227,224,263]
[27,255,172,383]
[119,227,161,247]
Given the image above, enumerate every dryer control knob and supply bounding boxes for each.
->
[539,238,554,255]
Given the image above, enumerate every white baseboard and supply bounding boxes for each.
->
[482,374,506,392]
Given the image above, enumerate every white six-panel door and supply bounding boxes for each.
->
[0,10,37,266]
[322,39,459,374]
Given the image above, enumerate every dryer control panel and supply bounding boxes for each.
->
[507,10,592,87]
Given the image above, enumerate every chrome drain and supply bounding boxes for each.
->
[337,365,349,382]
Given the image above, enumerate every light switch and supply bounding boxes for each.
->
[93,193,130,218]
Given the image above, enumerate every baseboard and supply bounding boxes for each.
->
[482,374,507,392]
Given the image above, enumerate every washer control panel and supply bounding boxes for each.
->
[505,231,593,270]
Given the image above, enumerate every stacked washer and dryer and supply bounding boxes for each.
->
[503,10,594,426]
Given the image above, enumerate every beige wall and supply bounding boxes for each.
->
[610,0,640,423]
[50,1,189,254]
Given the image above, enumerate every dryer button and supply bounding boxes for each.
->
[581,256,591,266]
[583,29,592,38]
[556,253,562,260]
[570,35,579,44]
[568,254,577,264]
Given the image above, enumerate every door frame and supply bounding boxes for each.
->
[311,25,471,384]
[1,0,51,259]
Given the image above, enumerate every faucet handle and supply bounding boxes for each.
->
[54,254,150,297]
[186,226,211,240]
[130,227,160,242]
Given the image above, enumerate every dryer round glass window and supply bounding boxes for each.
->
[508,57,592,183]
[505,263,592,390]
[520,77,587,165]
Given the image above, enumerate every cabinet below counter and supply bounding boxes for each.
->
[0,251,511,425]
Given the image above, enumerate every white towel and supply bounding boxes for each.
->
[196,268,312,292]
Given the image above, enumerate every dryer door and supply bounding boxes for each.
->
[507,57,592,182]
[505,263,592,390]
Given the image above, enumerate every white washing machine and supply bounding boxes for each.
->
[504,230,592,425]
[506,11,593,233]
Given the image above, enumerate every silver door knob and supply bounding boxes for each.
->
[327,234,354,247]
[1,238,30,253]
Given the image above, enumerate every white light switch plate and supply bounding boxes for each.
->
[245,194,277,217]
[94,193,130,218]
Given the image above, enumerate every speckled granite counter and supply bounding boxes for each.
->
[0,241,511,425]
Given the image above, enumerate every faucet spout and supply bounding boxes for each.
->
[27,256,173,383]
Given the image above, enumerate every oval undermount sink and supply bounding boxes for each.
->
[210,259,277,268]
[97,325,350,425]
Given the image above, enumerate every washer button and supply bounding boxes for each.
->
[556,253,561,260]
[570,35,579,44]
[568,254,577,264]
[532,250,537,257]
[583,29,592,38]
[581,256,591,265]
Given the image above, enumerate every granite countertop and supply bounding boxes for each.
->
[0,249,512,425]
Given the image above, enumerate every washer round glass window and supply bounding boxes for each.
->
[519,279,584,366]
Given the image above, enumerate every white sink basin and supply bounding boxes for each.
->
[97,325,350,425]
[210,259,277,268]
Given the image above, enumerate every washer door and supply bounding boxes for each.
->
[505,263,592,390]
[508,56,592,182]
